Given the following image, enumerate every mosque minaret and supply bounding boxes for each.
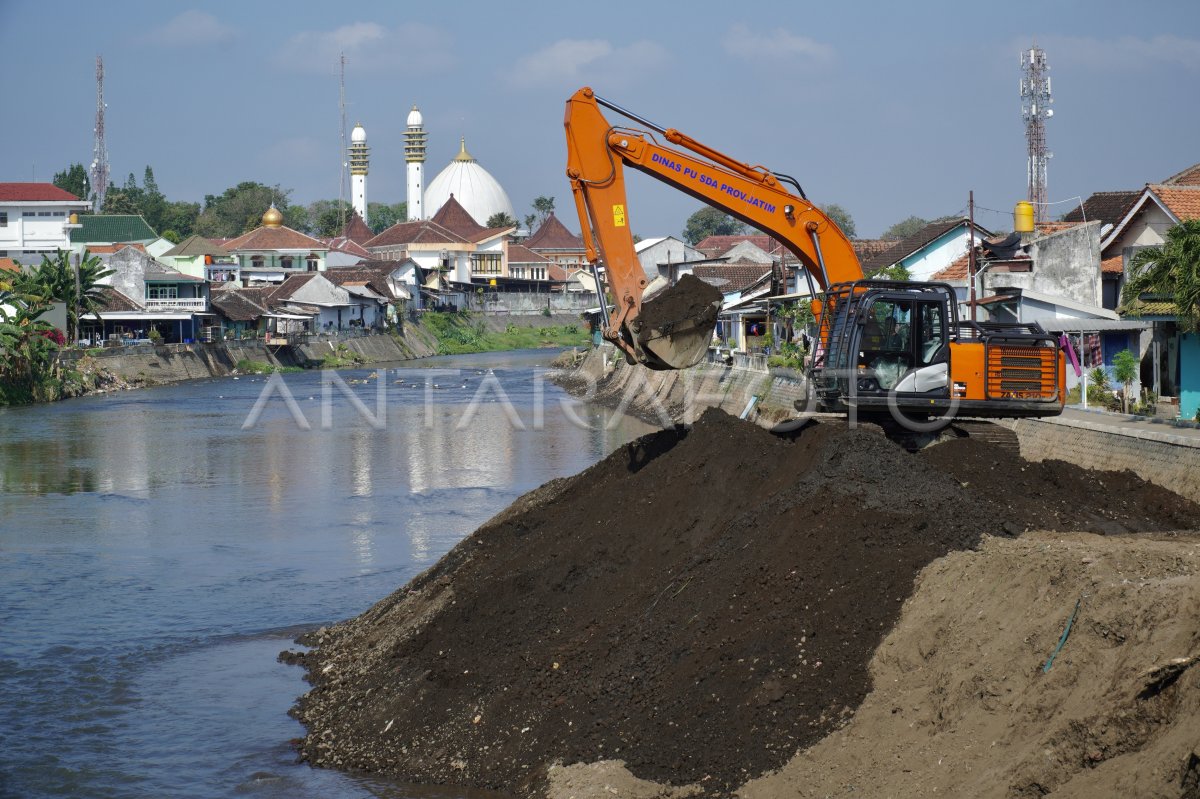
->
[404,105,428,221]
[348,122,369,222]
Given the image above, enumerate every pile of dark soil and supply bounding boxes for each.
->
[637,274,723,331]
[286,410,1198,796]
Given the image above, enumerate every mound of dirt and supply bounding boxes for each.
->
[637,274,723,331]
[286,410,1199,795]
[739,531,1200,799]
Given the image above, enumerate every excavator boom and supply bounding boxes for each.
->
[564,87,860,368]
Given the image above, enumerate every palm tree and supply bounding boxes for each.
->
[14,249,114,344]
[1123,219,1200,330]
[0,282,59,387]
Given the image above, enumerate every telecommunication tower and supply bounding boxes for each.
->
[89,55,110,214]
[1020,45,1053,222]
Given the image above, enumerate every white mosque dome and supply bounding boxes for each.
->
[424,138,515,225]
[351,122,367,143]
[406,105,423,127]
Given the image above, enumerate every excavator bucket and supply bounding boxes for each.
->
[629,274,724,370]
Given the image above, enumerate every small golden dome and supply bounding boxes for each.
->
[453,137,476,163]
[262,204,284,228]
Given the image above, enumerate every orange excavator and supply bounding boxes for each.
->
[564,87,1069,420]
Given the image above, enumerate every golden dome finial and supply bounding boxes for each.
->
[454,137,475,163]
[262,204,283,228]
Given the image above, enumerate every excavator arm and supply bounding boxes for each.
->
[564,86,863,369]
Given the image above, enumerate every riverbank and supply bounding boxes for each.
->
[0,312,588,407]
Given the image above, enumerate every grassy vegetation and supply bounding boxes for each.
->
[422,312,589,355]
[234,358,303,374]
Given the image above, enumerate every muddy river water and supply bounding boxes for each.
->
[0,350,654,799]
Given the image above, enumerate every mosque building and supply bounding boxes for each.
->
[422,137,516,228]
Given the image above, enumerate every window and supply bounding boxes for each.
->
[917,302,945,365]
[148,285,179,300]
[0,212,6,227]
[306,255,319,272]
[38,211,52,217]
[281,256,294,270]
[53,211,65,217]
[23,211,36,217]
[533,266,548,281]
[250,255,264,268]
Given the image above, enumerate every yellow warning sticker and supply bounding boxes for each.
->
[612,204,626,227]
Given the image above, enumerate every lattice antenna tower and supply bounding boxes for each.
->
[1020,45,1053,222]
[338,53,348,231]
[89,55,110,214]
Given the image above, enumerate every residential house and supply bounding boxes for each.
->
[159,234,238,281]
[268,272,386,331]
[1095,172,1200,408]
[634,236,705,283]
[223,205,329,284]
[0,183,90,263]
[859,218,992,281]
[324,212,375,268]
[209,286,274,339]
[430,194,515,283]
[82,245,212,344]
[524,213,586,277]
[693,262,775,352]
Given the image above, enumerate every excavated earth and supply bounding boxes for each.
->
[284,409,1200,797]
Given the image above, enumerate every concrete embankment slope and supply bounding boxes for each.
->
[59,313,581,387]
[561,346,1200,503]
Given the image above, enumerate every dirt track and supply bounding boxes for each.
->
[286,409,1200,797]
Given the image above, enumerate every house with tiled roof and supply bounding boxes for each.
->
[1106,180,1200,403]
[633,236,706,283]
[78,245,213,344]
[364,217,476,290]
[223,205,329,285]
[524,213,585,269]
[430,195,516,281]
[0,183,90,263]
[268,271,386,330]
[159,235,237,281]
[859,218,992,280]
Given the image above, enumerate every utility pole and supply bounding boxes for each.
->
[968,191,977,323]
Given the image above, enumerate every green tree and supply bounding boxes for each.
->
[486,212,517,228]
[160,201,200,239]
[881,215,928,240]
[876,264,911,281]
[308,200,354,237]
[194,182,293,238]
[367,201,407,234]
[0,286,60,394]
[1112,348,1139,414]
[100,190,141,216]
[139,166,167,234]
[683,206,746,245]
[820,203,856,238]
[1124,219,1200,331]
[522,213,537,234]
[52,163,89,200]
[14,249,114,344]
[532,196,555,224]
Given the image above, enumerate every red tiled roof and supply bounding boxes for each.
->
[324,236,371,258]
[324,266,402,300]
[341,212,374,245]
[225,225,327,252]
[1150,185,1200,221]
[524,213,584,250]
[694,234,779,259]
[365,219,470,248]
[851,239,897,261]
[0,183,83,202]
[930,253,970,281]
[211,288,270,322]
[1035,221,1082,235]
[507,244,550,264]
[88,243,147,254]
[1163,162,1200,186]
[470,225,514,244]
[692,262,771,293]
[1102,254,1124,275]
[430,195,486,238]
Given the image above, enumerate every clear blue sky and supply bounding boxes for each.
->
[2,0,1197,238]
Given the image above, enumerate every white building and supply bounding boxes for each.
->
[424,138,515,227]
[349,122,369,223]
[404,106,427,221]
[0,183,90,263]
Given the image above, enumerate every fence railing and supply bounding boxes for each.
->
[144,298,208,311]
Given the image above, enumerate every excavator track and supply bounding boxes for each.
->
[947,420,1022,456]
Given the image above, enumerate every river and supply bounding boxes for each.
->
[0,350,656,799]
